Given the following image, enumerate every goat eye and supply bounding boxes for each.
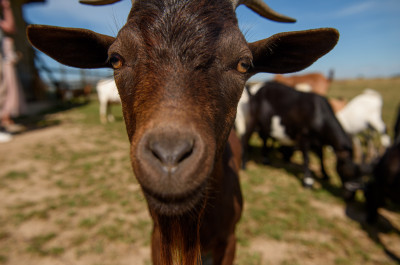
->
[237,59,251,73]
[109,54,124,69]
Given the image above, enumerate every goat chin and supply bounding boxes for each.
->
[143,181,207,216]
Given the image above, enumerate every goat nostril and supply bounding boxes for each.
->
[151,148,162,161]
[149,138,194,170]
[178,147,193,163]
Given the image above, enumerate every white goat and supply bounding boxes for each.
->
[96,78,121,123]
[336,89,391,148]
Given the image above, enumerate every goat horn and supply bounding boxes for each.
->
[233,0,296,23]
[80,0,295,23]
[79,0,125,5]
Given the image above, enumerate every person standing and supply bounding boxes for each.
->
[0,0,26,135]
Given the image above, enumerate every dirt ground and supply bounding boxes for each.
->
[1,106,400,265]
[0,110,151,265]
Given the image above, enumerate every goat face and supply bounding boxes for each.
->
[109,1,252,215]
[336,153,361,183]
[27,0,339,216]
[336,149,372,190]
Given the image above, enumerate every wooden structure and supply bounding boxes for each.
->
[10,0,46,101]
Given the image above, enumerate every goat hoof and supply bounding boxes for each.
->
[344,181,362,192]
[303,177,314,189]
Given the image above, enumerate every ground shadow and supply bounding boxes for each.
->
[244,143,400,263]
[244,144,344,198]
[6,101,90,135]
[345,201,400,264]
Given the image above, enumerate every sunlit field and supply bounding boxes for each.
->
[0,78,399,265]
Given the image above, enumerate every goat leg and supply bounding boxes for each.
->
[315,145,330,180]
[300,140,314,188]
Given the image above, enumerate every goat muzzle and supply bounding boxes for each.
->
[148,135,195,175]
[132,126,214,215]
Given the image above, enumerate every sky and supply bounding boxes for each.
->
[23,0,400,81]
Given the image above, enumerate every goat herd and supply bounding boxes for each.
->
[26,0,399,264]
[236,73,399,224]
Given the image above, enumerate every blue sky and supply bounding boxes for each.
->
[23,0,400,80]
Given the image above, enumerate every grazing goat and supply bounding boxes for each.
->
[235,83,347,139]
[336,89,391,149]
[27,0,339,263]
[365,106,400,223]
[242,81,364,189]
[274,70,334,96]
[365,140,400,223]
[96,78,121,123]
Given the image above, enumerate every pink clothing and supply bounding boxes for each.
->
[0,36,26,118]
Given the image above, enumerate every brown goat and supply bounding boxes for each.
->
[274,71,334,96]
[27,0,339,264]
[328,97,347,113]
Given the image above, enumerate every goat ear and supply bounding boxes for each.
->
[249,28,339,74]
[27,25,115,68]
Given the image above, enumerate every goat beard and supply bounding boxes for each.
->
[151,198,206,265]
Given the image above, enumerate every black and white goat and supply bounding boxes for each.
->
[241,81,366,189]
[235,82,264,138]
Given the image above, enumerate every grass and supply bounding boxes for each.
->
[0,78,399,265]
[3,171,29,180]
[26,233,65,256]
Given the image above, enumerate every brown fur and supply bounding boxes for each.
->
[56,83,92,102]
[328,97,347,113]
[149,131,242,265]
[274,72,332,96]
[105,2,245,263]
